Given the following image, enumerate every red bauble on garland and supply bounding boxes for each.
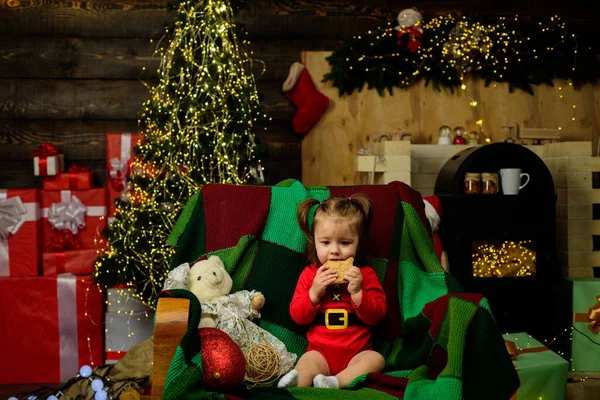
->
[199,328,246,392]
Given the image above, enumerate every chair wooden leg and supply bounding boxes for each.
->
[150,297,191,399]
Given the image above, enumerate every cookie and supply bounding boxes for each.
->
[324,257,354,284]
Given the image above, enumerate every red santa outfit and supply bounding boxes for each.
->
[289,264,387,375]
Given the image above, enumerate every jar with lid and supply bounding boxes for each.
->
[464,173,481,194]
[481,172,499,194]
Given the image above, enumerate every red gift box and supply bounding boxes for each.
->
[43,165,94,191]
[32,143,65,176]
[43,248,98,276]
[106,133,140,222]
[0,275,104,384]
[0,189,41,277]
[42,189,107,251]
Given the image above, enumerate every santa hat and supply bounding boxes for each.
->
[423,195,442,232]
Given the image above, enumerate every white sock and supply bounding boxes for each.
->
[313,374,339,389]
[277,369,299,388]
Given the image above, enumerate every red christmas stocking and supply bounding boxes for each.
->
[282,62,329,135]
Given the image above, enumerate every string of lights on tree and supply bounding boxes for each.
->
[94,0,267,307]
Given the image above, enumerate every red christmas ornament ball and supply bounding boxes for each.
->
[198,328,246,392]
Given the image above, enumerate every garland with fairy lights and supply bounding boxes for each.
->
[324,13,600,96]
[94,0,266,306]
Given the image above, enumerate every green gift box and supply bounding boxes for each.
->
[567,278,600,372]
[502,332,568,400]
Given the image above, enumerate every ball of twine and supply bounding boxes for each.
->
[244,342,282,385]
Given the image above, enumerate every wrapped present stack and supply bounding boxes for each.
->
[0,143,108,384]
[104,287,155,364]
[355,140,412,186]
[106,132,140,224]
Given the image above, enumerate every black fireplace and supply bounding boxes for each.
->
[435,143,565,341]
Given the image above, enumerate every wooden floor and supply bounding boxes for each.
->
[0,383,63,399]
[3,381,600,399]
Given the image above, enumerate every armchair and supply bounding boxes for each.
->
[149,180,519,399]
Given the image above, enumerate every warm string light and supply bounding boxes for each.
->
[94,0,265,306]
[472,240,536,278]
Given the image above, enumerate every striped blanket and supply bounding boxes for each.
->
[162,179,519,399]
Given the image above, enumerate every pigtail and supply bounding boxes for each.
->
[348,193,373,230]
[297,198,321,264]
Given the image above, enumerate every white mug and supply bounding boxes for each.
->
[500,168,530,195]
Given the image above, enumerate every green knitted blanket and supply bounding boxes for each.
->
[162,179,519,399]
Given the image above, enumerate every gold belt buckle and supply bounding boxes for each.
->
[325,309,348,330]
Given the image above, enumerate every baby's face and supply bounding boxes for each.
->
[314,219,359,265]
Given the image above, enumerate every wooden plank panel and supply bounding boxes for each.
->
[0,119,299,161]
[0,37,158,79]
[0,38,337,81]
[0,1,172,38]
[0,1,596,40]
[0,79,148,119]
[0,79,293,121]
[257,80,296,121]
[0,119,138,160]
[248,39,340,81]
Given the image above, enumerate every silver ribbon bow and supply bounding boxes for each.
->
[48,195,87,235]
[109,157,128,181]
[0,197,27,239]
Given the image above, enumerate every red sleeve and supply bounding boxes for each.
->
[289,265,320,325]
[352,267,387,325]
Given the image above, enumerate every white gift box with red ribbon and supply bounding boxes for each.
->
[0,189,41,276]
[104,287,154,363]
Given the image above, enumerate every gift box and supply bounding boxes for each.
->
[567,278,600,371]
[41,189,107,251]
[106,132,140,223]
[0,275,104,384]
[43,248,98,276]
[0,189,41,277]
[32,143,65,176]
[43,165,94,191]
[104,287,154,363]
[104,311,154,364]
[503,332,568,400]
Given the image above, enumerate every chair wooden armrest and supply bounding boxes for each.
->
[149,297,190,399]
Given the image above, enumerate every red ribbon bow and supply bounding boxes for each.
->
[67,165,90,173]
[31,143,60,158]
[45,230,81,252]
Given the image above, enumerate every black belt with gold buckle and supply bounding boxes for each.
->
[313,309,363,330]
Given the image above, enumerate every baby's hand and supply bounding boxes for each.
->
[343,266,363,295]
[309,265,337,305]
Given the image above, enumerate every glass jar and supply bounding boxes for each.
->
[464,173,481,194]
[481,172,499,194]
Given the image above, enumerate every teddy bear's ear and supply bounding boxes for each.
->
[163,262,190,290]
[208,255,226,269]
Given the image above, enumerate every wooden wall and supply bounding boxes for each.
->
[0,0,597,188]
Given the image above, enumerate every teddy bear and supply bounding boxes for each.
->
[185,255,265,328]
[163,255,297,377]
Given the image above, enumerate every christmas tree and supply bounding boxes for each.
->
[94,0,264,306]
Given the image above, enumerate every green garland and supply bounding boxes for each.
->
[324,14,600,96]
